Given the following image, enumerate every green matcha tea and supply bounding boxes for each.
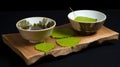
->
[74,16,97,23]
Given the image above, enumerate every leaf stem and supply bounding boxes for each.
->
[69,7,76,18]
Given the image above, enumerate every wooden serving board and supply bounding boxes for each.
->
[2,24,119,65]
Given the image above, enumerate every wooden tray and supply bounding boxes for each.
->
[2,24,119,65]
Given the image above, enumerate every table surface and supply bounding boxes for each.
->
[0,10,120,67]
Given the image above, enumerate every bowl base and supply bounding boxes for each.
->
[77,31,96,36]
[29,40,44,43]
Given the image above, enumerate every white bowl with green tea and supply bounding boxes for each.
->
[68,10,107,35]
[16,17,56,43]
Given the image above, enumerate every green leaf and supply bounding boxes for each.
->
[35,43,55,54]
[51,28,76,38]
[57,37,81,47]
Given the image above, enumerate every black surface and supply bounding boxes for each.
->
[0,10,120,67]
[0,0,120,11]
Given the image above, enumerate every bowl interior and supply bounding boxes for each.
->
[25,17,48,25]
[68,10,106,22]
[16,17,56,31]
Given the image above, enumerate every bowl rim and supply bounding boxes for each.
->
[67,10,107,23]
[16,17,56,32]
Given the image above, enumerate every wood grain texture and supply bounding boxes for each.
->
[2,24,119,65]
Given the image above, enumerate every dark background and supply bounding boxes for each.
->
[0,0,120,11]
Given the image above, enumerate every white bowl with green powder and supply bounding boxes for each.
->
[68,10,107,35]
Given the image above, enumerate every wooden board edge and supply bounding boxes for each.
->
[2,35,30,64]
[49,33,119,57]
[2,34,46,65]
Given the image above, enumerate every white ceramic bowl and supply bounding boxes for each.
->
[16,17,56,43]
[68,10,107,35]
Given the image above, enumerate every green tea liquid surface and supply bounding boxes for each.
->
[74,16,97,23]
